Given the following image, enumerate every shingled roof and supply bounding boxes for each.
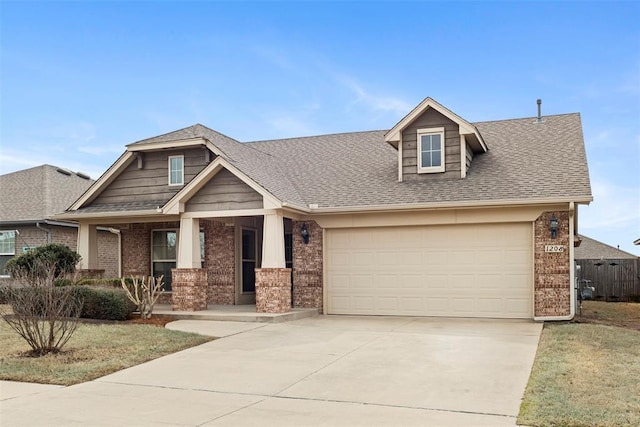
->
[66,106,592,216]
[575,235,638,259]
[0,165,94,223]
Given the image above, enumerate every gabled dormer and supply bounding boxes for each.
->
[385,98,488,182]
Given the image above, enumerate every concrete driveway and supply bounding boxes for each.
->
[1,316,542,426]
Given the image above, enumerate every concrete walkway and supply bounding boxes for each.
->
[1,316,542,426]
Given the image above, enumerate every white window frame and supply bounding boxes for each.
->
[0,230,16,278]
[150,229,205,291]
[417,127,445,173]
[168,155,184,186]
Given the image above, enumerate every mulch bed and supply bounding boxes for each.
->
[126,314,175,327]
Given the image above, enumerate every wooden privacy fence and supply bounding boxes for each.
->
[576,258,640,301]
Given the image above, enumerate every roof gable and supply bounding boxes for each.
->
[385,97,487,153]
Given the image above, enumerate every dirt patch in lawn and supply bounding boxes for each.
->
[574,300,640,331]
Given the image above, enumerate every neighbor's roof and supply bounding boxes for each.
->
[0,165,94,222]
[575,235,638,260]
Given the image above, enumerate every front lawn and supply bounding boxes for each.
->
[0,315,213,385]
[518,302,640,427]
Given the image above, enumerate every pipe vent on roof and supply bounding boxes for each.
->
[56,168,72,176]
[76,172,90,180]
[536,99,544,123]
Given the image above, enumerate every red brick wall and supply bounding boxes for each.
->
[121,222,180,277]
[172,268,208,311]
[255,267,291,313]
[203,220,235,304]
[292,220,323,310]
[534,211,571,317]
[1,224,118,282]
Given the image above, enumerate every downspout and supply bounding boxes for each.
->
[108,228,122,277]
[36,222,51,244]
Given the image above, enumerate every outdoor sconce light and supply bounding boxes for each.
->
[300,223,310,244]
[549,215,559,239]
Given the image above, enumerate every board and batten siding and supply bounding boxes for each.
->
[186,168,263,212]
[401,108,461,181]
[91,148,212,205]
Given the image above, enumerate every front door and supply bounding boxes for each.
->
[238,227,257,304]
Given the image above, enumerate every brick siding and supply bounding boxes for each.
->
[534,211,571,317]
[292,220,323,310]
[203,220,235,304]
[172,268,208,311]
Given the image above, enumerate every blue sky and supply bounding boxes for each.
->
[1,1,639,255]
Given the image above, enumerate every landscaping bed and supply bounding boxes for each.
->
[518,301,640,427]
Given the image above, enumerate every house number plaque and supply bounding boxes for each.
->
[544,245,565,253]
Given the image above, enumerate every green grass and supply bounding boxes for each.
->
[518,319,640,426]
[0,320,213,385]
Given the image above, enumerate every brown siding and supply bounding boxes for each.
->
[92,148,213,205]
[186,169,263,212]
[401,108,461,181]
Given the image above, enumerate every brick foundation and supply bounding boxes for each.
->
[255,268,292,313]
[534,211,571,317]
[171,268,208,311]
[292,220,323,310]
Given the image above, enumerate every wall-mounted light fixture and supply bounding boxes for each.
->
[301,223,310,244]
[549,215,559,239]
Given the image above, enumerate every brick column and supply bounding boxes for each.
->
[255,268,291,313]
[292,220,323,310]
[534,211,571,317]
[172,268,208,311]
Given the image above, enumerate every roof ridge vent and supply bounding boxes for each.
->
[76,171,91,180]
[536,99,544,123]
[55,167,72,176]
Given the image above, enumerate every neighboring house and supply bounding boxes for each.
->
[55,97,592,320]
[0,165,119,280]
[575,235,640,301]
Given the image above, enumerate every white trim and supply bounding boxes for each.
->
[128,138,204,152]
[417,127,446,173]
[53,210,165,221]
[398,132,403,182]
[460,134,467,178]
[168,155,185,186]
[182,209,269,219]
[385,97,488,152]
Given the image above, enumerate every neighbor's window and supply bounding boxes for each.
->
[168,155,184,185]
[0,231,16,277]
[151,229,205,291]
[417,127,445,173]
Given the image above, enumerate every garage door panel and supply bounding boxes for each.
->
[327,223,533,318]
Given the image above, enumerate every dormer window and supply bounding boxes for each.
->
[417,127,445,173]
[168,155,184,186]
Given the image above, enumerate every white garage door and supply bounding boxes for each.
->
[326,223,533,318]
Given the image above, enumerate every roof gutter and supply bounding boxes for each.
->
[303,196,593,215]
[52,209,164,221]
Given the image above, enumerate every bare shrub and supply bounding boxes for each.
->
[1,259,82,356]
[121,275,165,319]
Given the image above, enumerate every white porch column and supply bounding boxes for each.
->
[177,217,201,268]
[261,210,286,268]
[77,222,98,269]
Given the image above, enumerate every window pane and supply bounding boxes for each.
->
[242,261,256,293]
[0,231,15,255]
[200,231,205,261]
[242,230,255,260]
[152,262,175,291]
[432,150,442,167]
[421,151,431,168]
[431,134,441,150]
[152,231,177,260]
[169,157,183,185]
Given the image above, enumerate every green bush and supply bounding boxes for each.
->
[6,244,80,278]
[73,287,136,321]
[74,278,129,288]
[54,278,73,287]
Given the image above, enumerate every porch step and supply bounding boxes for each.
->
[152,304,319,323]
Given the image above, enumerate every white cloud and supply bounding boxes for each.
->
[335,74,411,115]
